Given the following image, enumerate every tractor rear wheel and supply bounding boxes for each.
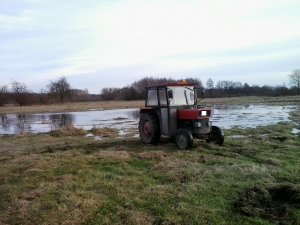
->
[175,128,193,150]
[208,126,224,145]
[139,113,160,144]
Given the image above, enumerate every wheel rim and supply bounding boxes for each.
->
[176,134,187,149]
[143,121,153,138]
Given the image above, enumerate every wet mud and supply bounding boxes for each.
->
[234,184,300,224]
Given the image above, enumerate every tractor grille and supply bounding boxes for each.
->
[194,119,210,135]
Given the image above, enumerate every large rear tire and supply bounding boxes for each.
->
[139,113,161,144]
[208,126,224,145]
[175,128,193,150]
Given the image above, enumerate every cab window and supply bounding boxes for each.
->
[159,89,167,106]
[146,89,158,106]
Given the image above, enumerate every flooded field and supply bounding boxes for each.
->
[211,104,298,128]
[0,105,298,135]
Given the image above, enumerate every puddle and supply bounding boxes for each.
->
[291,128,300,135]
[0,108,138,135]
[0,105,298,135]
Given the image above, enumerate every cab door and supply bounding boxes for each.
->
[158,88,169,135]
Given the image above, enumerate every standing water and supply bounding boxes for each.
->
[0,105,298,135]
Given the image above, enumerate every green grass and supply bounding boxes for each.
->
[0,111,299,224]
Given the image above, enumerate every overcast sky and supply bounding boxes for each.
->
[1,0,300,93]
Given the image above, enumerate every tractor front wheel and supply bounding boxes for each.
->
[175,128,193,150]
[208,126,224,145]
[139,113,160,144]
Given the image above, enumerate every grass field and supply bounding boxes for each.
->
[0,100,144,114]
[0,97,299,225]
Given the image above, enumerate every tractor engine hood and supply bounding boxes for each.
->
[177,108,212,120]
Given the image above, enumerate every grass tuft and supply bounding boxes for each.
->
[90,127,119,138]
[50,125,87,137]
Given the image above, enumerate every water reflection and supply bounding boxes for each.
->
[1,115,8,128]
[0,109,137,135]
[0,113,74,135]
[49,114,74,129]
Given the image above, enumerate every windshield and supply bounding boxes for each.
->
[168,86,195,106]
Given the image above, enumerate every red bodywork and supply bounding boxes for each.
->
[140,108,154,114]
[177,109,211,120]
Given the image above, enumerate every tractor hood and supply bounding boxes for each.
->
[177,108,212,120]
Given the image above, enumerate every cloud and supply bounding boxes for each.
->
[0,0,299,92]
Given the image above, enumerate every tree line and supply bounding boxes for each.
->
[0,76,100,106]
[101,70,300,100]
[0,70,299,106]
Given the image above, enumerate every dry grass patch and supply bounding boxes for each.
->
[121,210,156,225]
[6,190,101,225]
[90,127,119,138]
[201,95,300,106]
[50,125,87,137]
[153,158,201,183]
[44,191,101,225]
[154,158,190,170]
[142,184,174,199]
[52,174,75,189]
[16,132,33,137]
[0,100,144,114]
[138,151,169,160]
[24,187,47,200]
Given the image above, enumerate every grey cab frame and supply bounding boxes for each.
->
[145,87,175,136]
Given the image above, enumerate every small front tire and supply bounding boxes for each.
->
[208,126,224,145]
[175,128,193,150]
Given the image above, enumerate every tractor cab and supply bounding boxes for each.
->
[139,82,224,150]
[146,84,196,108]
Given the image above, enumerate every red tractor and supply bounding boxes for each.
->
[139,82,224,150]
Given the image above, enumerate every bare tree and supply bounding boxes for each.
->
[289,69,300,95]
[39,89,50,104]
[71,88,90,102]
[185,78,203,97]
[131,77,176,99]
[206,78,214,89]
[48,76,71,102]
[101,87,119,100]
[0,85,9,106]
[11,81,29,106]
[206,78,214,97]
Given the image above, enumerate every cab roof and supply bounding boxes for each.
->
[146,82,196,89]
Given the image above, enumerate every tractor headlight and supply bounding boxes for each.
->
[194,122,202,128]
[201,111,207,116]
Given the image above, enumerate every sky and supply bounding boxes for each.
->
[0,0,300,93]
